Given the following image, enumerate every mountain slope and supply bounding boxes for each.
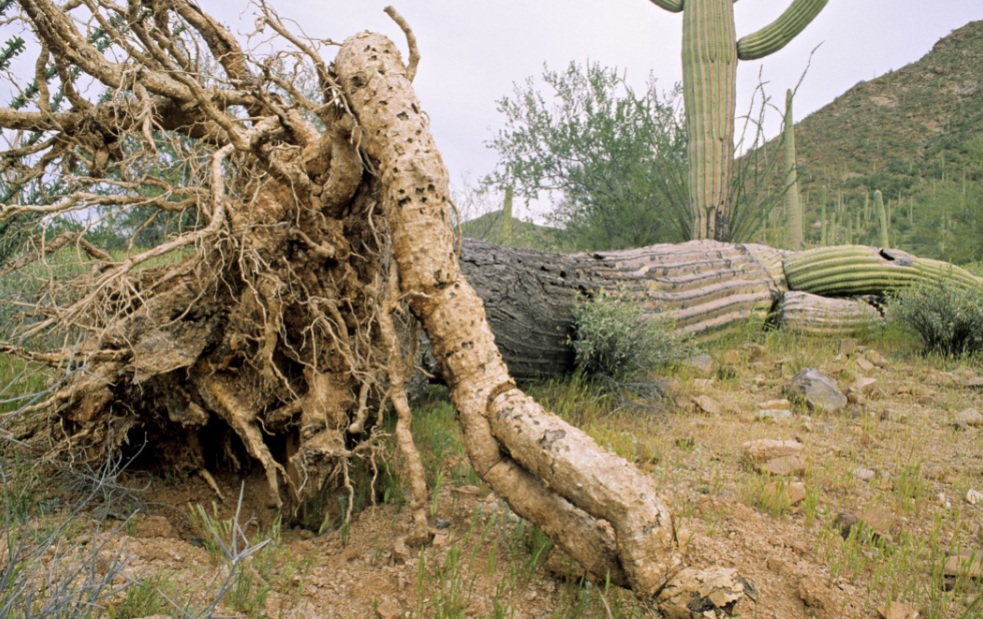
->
[780,20,983,262]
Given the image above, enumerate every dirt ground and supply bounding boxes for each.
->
[56,335,983,618]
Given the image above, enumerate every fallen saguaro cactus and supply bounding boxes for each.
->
[784,245,983,296]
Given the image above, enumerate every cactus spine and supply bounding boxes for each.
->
[784,89,803,249]
[874,189,889,248]
[649,0,828,241]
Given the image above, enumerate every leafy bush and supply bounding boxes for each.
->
[889,277,983,357]
[570,290,690,379]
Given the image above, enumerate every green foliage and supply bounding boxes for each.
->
[570,290,689,380]
[889,276,983,357]
[488,62,689,250]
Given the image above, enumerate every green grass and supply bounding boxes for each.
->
[1,311,980,617]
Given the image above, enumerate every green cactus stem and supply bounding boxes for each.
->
[874,189,889,248]
[736,0,830,60]
[650,0,828,241]
[784,246,983,297]
[649,0,683,11]
[501,185,514,247]
[819,186,828,246]
[680,0,738,240]
[784,89,803,250]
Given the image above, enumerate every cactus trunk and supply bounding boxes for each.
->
[819,186,828,246]
[502,185,514,247]
[875,189,889,248]
[784,89,803,250]
[682,0,737,241]
[650,0,826,242]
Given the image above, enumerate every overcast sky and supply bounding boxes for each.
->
[30,1,983,217]
[212,1,981,195]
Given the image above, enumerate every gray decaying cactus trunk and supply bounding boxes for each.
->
[462,241,983,375]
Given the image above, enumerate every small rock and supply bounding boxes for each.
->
[785,368,848,413]
[798,574,832,609]
[755,409,793,423]
[967,489,983,506]
[683,353,716,377]
[839,338,858,356]
[861,508,896,543]
[757,398,792,409]
[877,601,920,619]
[743,343,767,360]
[833,513,859,539]
[760,455,807,477]
[944,553,983,579]
[850,377,878,397]
[967,376,983,390]
[855,358,876,373]
[834,509,895,543]
[852,467,876,482]
[866,350,889,368]
[692,378,715,391]
[432,530,451,548]
[761,481,807,507]
[743,439,803,462]
[452,485,482,496]
[392,537,411,564]
[375,598,402,619]
[693,395,723,416]
[955,409,983,428]
[657,567,751,619]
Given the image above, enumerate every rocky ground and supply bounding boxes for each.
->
[23,331,983,619]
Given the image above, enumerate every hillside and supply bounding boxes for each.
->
[783,20,983,263]
[459,208,566,250]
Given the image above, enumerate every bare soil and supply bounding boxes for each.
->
[56,336,983,618]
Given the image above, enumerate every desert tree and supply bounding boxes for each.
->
[487,62,690,250]
[0,0,749,614]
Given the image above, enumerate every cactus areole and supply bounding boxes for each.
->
[649,0,828,241]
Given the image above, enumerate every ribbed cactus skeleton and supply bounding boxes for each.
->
[648,0,828,241]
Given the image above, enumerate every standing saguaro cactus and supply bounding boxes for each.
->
[784,89,803,250]
[648,0,828,241]
[874,189,890,248]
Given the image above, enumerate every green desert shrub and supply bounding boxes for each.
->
[889,277,983,357]
[570,290,689,379]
